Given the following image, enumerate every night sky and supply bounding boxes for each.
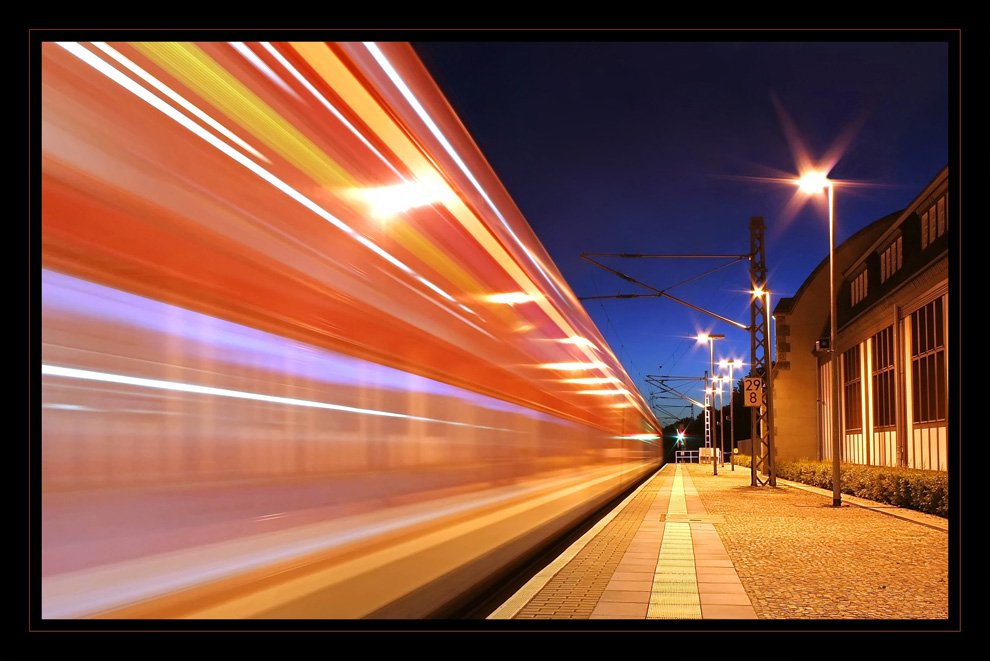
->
[411,38,951,426]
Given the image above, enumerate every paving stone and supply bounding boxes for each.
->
[498,462,948,622]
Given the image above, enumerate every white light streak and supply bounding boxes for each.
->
[230,42,301,100]
[41,364,506,431]
[89,42,269,163]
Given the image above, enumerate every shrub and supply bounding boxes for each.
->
[730,455,947,517]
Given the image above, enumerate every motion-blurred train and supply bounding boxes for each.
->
[39,41,663,619]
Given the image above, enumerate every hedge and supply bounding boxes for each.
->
[733,455,948,518]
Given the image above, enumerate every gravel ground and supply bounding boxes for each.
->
[683,462,950,620]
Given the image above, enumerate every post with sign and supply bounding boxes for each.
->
[748,217,775,487]
[743,376,765,487]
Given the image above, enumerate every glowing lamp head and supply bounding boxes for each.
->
[798,171,829,193]
[696,333,709,343]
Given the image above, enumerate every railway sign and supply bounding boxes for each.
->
[743,377,766,407]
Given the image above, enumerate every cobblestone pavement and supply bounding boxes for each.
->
[508,467,670,619]
[685,462,949,620]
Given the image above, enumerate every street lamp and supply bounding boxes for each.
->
[720,359,744,471]
[798,172,842,508]
[697,332,725,475]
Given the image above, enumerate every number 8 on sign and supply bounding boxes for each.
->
[743,377,764,408]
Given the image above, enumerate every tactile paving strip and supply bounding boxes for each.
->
[648,500,702,619]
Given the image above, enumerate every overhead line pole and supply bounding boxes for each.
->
[579,231,775,487]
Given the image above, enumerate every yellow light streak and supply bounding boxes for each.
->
[132,42,355,189]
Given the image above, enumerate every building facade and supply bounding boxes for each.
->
[772,166,949,471]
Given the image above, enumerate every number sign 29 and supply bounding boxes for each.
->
[743,377,766,407]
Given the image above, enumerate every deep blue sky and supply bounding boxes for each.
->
[411,39,951,427]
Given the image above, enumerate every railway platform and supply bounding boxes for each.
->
[487,461,950,623]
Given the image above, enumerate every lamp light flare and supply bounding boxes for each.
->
[797,171,830,193]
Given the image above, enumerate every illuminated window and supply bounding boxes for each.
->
[879,236,903,284]
[911,298,946,425]
[871,326,895,429]
[851,270,868,306]
[843,345,862,431]
[921,193,948,249]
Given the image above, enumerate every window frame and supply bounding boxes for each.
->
[871,326,896,429]
[843,344,863,432]
[911,298,946,426]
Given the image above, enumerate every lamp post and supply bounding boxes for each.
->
[719,359,743,471]
[798,172,841,508]
[697,333,725,475]
[716,376,725,467]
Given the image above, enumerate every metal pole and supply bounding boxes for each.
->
[765,291,777,487]
[710,339,717,476]
[719,380,725,467]
[729,363,736,471]
[828,182,842,507]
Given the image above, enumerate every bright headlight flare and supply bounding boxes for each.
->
[558,336,599,349]
[539,362,609,371]
[486,292,536,305]
[351,180,450,218]
[560,377,621,384]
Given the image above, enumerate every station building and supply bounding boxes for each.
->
[771,165,949,471]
